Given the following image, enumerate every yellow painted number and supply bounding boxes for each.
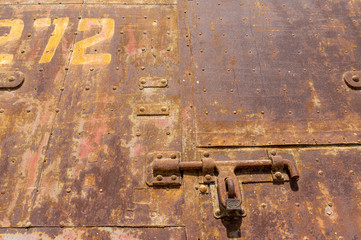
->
[35,18,69,63]
[71,18,114,65]
[0,19,24,65]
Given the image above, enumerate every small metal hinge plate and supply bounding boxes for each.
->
[146,151,182,187]
[343,71,361,89]
[0,71,24,90]
[139,77,168,89]
[136,104,170,116]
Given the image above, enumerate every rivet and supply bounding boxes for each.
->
[161,106,167,112]
[199,185,208,193]
[352,75,359,82]
[99,188,103,193]
[59,221,65,228]
[166,132,171,135]
[8,76,15,82]
[349,170,354,175]
[275,172,283,179]
[74,32,77,35]
[141,79,146,84]
[261,203,266,208]
[171,175,177,181]
[295,202,300,207]
[157,154,162,159]
[85,86,90,91]
[139,106,145,112]
[161,79,167,84]
[270,149,277,156]
[27,33,31,37]
[55,108,60,113]
[66,188,71,193]
[25,222,31,228]
[0,190,5,195]
[39,68,44,72]
[233,111,237,114]
[135,131,141,136]
[90,67,94,71]
[141,66,145,70]
[156,175,163,181]
[113,87,117,90]
[21,49,25,53]
[328,202,333,207]
[205,174,212,180]
[288,111,292,114]
[261,111,265,114]
[203,152,210,158]
[170,154,177,159]
[64,67,69,71]
[318,170,324,176]
[230,89,234,92]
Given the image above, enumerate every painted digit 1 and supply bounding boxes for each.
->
[0,19,24,65]
[71,18,114,65]
[35,18,69,63]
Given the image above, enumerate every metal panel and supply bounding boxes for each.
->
[189,0,361,147]
[0,227,186,239]
[0,4,81,227]
[195,147,361,239]
[29,4,183,227]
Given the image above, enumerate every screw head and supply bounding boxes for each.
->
[156,175,163,181]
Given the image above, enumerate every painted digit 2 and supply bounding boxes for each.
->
[0,19,24,65]
[71,18,114,65]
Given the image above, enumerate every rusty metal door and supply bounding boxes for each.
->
[0,0,360,239]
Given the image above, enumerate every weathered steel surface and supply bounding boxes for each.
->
[0,4,81,227]
[188,0,361,146]
[195,147,361,239]
[0,227,185,239]
[28,4,182,227]
[0,0,360,239]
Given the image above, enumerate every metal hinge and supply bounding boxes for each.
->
[0,70,24,90]
[147,150,299,220]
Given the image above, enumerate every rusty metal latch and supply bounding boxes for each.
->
[148,152,299,219]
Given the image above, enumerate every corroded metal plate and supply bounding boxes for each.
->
[190,0,361,146]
